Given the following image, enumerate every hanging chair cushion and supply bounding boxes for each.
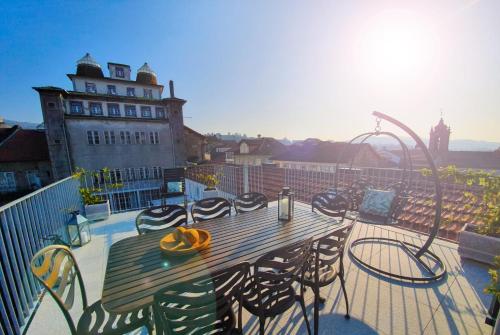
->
[359,188,396,217]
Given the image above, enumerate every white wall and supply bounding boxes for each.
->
[72,78,162,99]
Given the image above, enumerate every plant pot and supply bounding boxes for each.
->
[458,223,500,266]
[84,200,110,222]
[203,188,218,199]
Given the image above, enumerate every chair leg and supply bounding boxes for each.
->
[339,275,350,319]
[314,287,320,335]
[259,316,266,335]
[299,288,312,335]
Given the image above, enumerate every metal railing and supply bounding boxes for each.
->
[0,176,82,335]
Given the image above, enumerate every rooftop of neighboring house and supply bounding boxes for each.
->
[0,126,49,163]
[236,137,288,156]
[271,140,388,165]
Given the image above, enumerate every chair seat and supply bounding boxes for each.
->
[77,300,151,335]
[242,278,296,318]
[303,262,338,287]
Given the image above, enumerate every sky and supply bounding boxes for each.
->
[0,0,499,142]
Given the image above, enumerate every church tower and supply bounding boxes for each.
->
[429,118,451,157]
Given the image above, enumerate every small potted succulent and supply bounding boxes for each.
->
[423,166,500,265]
[196,173,221,198]
[73,167,122,221]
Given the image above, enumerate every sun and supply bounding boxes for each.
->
[356,10,438,79]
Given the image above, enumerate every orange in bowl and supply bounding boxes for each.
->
[160,227,211,255]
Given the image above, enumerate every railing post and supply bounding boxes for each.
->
[243,164,249,194]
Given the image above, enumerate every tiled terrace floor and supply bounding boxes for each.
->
[28,207,492,335]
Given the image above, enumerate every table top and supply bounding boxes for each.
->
[101,202,348,313]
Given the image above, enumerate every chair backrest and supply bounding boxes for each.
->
[153,262,250,334]
[313,223,354,277]
[30,245,87,335]
[136,205,187,235]
[191,197,231,223]
[311,193,348,220]
[234,192,268,214]
[253,238,313,312]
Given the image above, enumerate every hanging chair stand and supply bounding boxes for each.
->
[337,111,446,282]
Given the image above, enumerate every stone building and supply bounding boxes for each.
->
[33,53,187,180]
[0,125,52,197]
[229,137,288,166]
[184,126,207,163]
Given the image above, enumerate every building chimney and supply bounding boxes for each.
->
[169,80,175,98]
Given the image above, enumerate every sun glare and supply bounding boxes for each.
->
[356,10,438,80]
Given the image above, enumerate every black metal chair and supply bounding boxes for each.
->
[242,238,313,335]
[191,197,232,223]
[153,262,250,335]
[160,167,187,208]
[234,192,268,214]
[136,205,187,235]
[30,245,152,335]
[311,193,349,220]
[303,223,355,335]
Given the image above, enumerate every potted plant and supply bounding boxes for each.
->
[196,173,221,198]
[73,167,122,221]
[423,166,500,265]
[485,256,500,334]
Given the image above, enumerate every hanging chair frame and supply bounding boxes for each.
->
[335,111,446,282]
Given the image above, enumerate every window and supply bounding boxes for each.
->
[103,131,116,144]
[0,172,16,192]
[85,82,97,93]
[87,130,100,145]
[120,131,131,144]
[115,67,124,78]
[26,171,41,189]
[140,132,146,144]
[70,101,83,114]
[141,106,152,118]
[125,105,137,117]
[126,87,135,97]
[149,132,159,144]
[89,102,103,116]
[155,107,165,119]
[107,103,120,116]
[107,85,117,95]
[143,89,153,99]
[135,131,140,144]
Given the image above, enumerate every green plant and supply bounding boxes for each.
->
[485,256,500,300]
[72,167,123,205]
[421,165,500,237]
[196,173,221,190]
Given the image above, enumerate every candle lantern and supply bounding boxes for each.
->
[278,187,294,221]
[67,210,91,247]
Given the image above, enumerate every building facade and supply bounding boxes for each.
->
[0,125,52,201]
[34,53,187,181]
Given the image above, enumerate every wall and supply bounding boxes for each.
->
[72,77,162,99]
[65,118,175,170]
[0,161,52,192]
[234,154,270,166]
[184,131,206,162]
[64,99,166,119]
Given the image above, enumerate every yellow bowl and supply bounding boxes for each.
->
[160,228,211,255]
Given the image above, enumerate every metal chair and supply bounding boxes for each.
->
[311,193,349,220]
[191,197,231,223]
[136,205,187,235]
[30,245,152,335]
[153,262,250,335]
[303,223,355,335]
[242,238,313,335]
[234,192,268,214]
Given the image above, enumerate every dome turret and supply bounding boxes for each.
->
[136,62,157,85]
[76,53,104,78]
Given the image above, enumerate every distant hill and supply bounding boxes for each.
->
[3,119,41,129]
[361,136,499,152]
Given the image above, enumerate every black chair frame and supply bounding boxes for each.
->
[136,204,187,235]
[234,192,268,214]
[191,197,232,223]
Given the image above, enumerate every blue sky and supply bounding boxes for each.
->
[1,0,499,142]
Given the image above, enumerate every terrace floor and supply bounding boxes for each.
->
[27,205,492,335]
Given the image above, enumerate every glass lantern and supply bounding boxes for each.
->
[67,211,91,247]
[278,187,294,221]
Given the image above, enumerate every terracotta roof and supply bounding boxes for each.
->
[271,141,382,164]
[237,138,287,156]
[0,128,49,162]
[184,126,205,139]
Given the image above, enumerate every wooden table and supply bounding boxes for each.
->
[101,202,347,313]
